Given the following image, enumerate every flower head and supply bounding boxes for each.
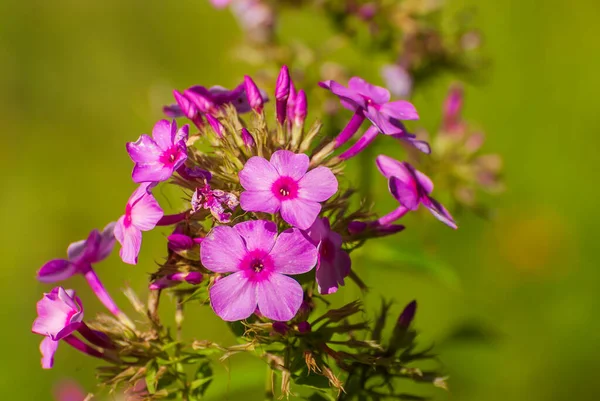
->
[305,218,351,295]
[115,183,164,264]
[37,222,115,283]
[239,150,338,229]
[376,155,457,229]
[201,220,317,321]
[126,120,189,183]
[191,183,239,223]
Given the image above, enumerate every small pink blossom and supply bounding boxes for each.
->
[304,217,351,295]
[126,120,189,183]
[32,287,83,369]
[115,183,164,265]
[191,183,239,223]
[201,220,317,321]
[239,150,338,230]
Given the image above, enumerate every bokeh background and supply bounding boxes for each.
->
[1,0,599,400]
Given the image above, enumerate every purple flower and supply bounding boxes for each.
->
[200,220,317,321]
[239,150,338,230]
[381,64,413,98]
[115,183,164,265]
[191,183,239,223]
[376,155,457,229]
[442,85,465,133]
[32,287,83,369]
[126,120,189,183]
[304,218,351,295]
[37,223,115,283]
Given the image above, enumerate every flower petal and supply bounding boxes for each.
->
[130,190,163,231]
[316,249,351,295]
[114,216,142,265]
[234,220,278,252]
[239,190,280,214]
[200,225,247,273]
[209,272,257,321]
[40,337,59,369]
[297,166,338,202]
[132,162,174,183]
[239,156,279,191]
[389,177,419,210]
[174,124,189,144]
[422,196,458,229]
[256,274,303,321]
[375,155,412,181]
[95,222,116,262]
[37,259,78,283]
[152,119,175,150]
[126,135,161,163]
[348,77,390,104]
[280,198,321,230]
[270,228,317,275]
[380,100,419,120]
[269,150,309,180]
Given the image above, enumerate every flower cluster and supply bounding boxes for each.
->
[32,66,456,399]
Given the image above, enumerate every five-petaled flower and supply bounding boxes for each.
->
[200,220,317,321]
[239,150,338,230]
[126,120,189,184]
[376,155,457,229]
[115,183,164,265]
[304,217,351,295]
[32,287,83,369]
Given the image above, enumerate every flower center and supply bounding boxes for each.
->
[271,176,299,201]
[251,260,264,272]
[159,146,182,167]
[240,250,274,280]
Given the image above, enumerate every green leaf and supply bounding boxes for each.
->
[145,359,158,394]
[190,361,213,399]
[293,370,330,390]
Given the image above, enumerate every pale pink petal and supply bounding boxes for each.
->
[414,170,434,194]
[239,190,280,214]
[132,162,174,183]
[256,274,303,321]
[239,156,279,191]
[127,182,155,205]
[234,220,278,252]
[40,337,59,369]
[130,191,163,231]
[375,155,412,181]
[114,216,142,265]
[270,228,317,275]
[269,150,309,180]
[297,166,338,202]
[174,124,189,144]
[389,177,419,210]
[280,198,321,230]
[126,135,161,163]
[380,100,419,120]
[37,259,77,283]
[200,225,247,273]
[151,119,175,150]
[210,0,232,8]
[209,272,257,321]
[348,77,390,104]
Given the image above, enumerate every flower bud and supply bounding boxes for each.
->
[184,88,217,115]
[241,128,255,148]
[272,322,289,335]
[397,300,417,328]
[294,89,307,126]
[297,321,312,333]
[275,65,291,124]
[243,75,264,113]
[205,114,224,138]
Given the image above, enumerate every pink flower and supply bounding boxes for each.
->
[210,0,231,8]
[304,217,351,295]
[126,120,189,183]
[376,155,457,229]
[115,183,164,265]
[32,287,83,369]
[191,183,239,223]
[200,220,317,321]
[239,150,338,230]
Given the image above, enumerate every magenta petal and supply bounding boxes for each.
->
[297,166,338,202]
[280,199,321,230]
[95,222,116,262]
[152,119,175,150]
[414,170,434,194]
[209,272,257,321]
[389,177,419,210]
[130,191,163,231]
[132,162,173,183]
[126,135,161,163]
[270,228,317,274]
[380,100,419,120]
[114,216,142,265]
[348,77,390,104]
[239,190,280,214]
[256,274,303,321]
[328,81,365,110]
[37,260,77,283]
[40,337,59,369]
[239,156,279,191]
[234,220,278,252]
[422,196,458,229]
[316,250,351,295]
[174,124,189,144]
[269,150,309,180]
[200,225,247,273]
[375,155,412,181]
[66,234,95,265]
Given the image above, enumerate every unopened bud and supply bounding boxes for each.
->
[243,75,264,113]
[241,128,255,148]
[275,65,291,124]
[294,89,307,126]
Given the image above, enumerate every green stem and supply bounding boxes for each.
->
[264,365,274,400]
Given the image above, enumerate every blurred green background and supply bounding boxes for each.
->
[1,0,599,400]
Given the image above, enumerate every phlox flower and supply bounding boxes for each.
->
[126,120,188,183]
[200,220,317,321]
[376,155,457,229]
[191,183,239,223]
[239,150,338,230]
[304,217,351,295]
[115,183,164,265]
